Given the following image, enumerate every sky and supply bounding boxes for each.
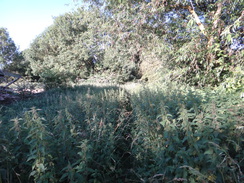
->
[0,0,81,51]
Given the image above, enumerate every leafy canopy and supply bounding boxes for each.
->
[24,8,105,88]
[24,0,243,88]
[0,28,19,69]
[84,0,244,86]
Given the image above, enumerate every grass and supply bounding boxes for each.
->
[0,83,243,182]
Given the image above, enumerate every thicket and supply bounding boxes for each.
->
[0,84,243,182]
[20,0,244,89]
[1,0,243,182]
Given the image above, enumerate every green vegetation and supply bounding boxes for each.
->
[0,28,21,71]
[0,28,29,76]
[2,0,243,89]
[0,84,243,182]
[1,0,244,182]
[23,8,105,88]
[22,0,243,89]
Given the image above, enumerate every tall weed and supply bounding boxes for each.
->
[130,85,244,182]
[0,84,243,182]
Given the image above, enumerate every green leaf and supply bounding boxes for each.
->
[27,155,37,162]
[204,149,214,155]
[226,34,232,43]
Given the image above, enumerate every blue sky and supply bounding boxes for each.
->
[0,0,80,51]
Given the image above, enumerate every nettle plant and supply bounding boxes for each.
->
[1,86,136,182]
[0,84,243,182]
[130,85,244,182]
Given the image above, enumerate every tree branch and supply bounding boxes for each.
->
[212,0,226,30]
[168,3,208,38]
[186,5,208,37]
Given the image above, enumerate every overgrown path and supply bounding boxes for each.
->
[0,82,243,183]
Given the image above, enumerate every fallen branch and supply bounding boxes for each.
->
[0,70,21,88]
[4,76,21,88]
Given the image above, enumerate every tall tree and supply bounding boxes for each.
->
[0,28,19,69]
[84,0,244,86]
[24,8,105,88]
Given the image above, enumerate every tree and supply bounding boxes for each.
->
[0,28,19,69]
[84,0,244,86]
[24,8,105,88]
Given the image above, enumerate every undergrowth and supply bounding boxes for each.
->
[0,84,243,182]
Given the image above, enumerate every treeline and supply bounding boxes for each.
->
[2,0,244,89]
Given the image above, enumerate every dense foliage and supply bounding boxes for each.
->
[22,0,244,88]
[0,28,29,77]
[98,0,244,86]
[24,8,106,88]
[0,28,19,70]
[1,1,244,183]
[0,84,243,182]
